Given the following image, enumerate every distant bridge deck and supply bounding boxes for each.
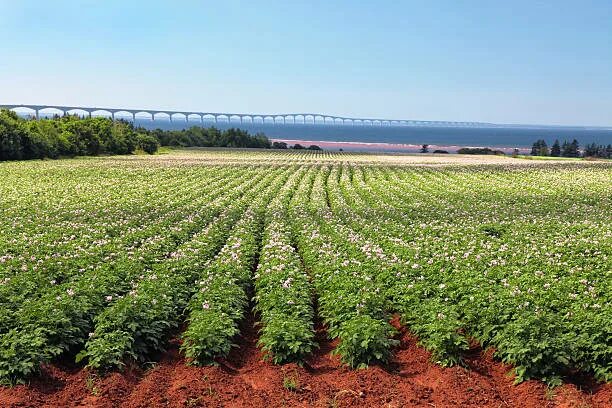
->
[0,104,493,127]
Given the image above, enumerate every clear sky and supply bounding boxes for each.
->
[1,0,611,126]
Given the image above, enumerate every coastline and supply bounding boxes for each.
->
[271,138,531,154]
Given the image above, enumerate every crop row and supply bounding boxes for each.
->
[0,167,240,324]
[81,167,285,370]
[0,164,273,384]
[0,154,610,386]
[253,166,317,364]
[325,164,611,384]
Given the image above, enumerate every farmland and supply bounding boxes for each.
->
[0,149,610,407]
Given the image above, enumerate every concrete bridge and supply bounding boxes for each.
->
[0,104,490,127]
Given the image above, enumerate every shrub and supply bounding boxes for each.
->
[0,110,27,160]
[457,147,504,155]
[272,141,288,149]
[137,134,160,154]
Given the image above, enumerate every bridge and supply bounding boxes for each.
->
[0,104,492,128]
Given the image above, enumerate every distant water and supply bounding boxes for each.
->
[131,119,612,150]
[19,113,612,151]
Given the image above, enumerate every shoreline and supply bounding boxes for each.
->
[271,138,531,154]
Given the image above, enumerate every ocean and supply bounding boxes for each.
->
[130,119,612,153]
[17,112,612,152]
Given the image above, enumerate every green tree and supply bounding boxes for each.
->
[561,139,580,157]
[0,110,27,160]
[539,140,549,156]
[272,141,288,149]
[530,139,549,156]
[568,139,580,157]
[583,143,599,157]
[561,141,568,157]
[550,140,561,157]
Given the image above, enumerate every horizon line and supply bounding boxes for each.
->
[1,102,611,130]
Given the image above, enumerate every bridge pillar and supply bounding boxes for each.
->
[35,110,39,120]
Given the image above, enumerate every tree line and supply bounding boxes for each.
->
[142,126,272,149]
[140,127,322,150]
[0,110,159,161]
[420,144,502,155]
[0,111,296,161]
[271,141,321,150]
[531,139,612,159]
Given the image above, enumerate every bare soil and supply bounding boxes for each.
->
[1,316,609,408]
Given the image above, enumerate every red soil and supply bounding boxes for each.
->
[1,317,609,408]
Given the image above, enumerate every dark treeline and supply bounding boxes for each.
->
[0,110,159,161]
[531,138,612,159]
[0,110,297,162]
[420,144,449,154]
[141,126,272,149]
[141,127,322,150]
[457,147,505,155]
[271,141,321,150]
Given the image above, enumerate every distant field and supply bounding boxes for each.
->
[0,149,610,407]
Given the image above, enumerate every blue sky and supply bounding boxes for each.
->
[1,0,611,126]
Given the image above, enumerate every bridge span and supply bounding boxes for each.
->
[0,104,491,128]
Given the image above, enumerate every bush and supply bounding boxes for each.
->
[272,141,288,149]
[107,121,138,154]
[136,134,160,154]
[0,110,28,160]
[26,120,63,158]
[457,147,504,155]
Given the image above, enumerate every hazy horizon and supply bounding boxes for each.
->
[1,1,611,127]
[5,105,612,130]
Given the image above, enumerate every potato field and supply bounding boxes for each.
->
[0,150,610,407]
